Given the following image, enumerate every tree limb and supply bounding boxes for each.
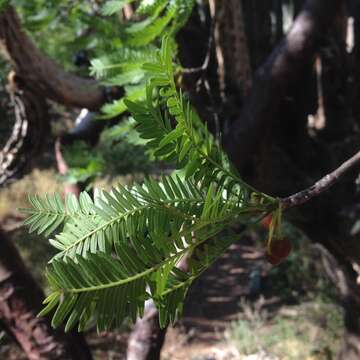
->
[281,150,360,209]
[0,6,106,110]
[224,0,345,173]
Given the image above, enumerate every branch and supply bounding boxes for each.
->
[0,6,106,110]
[224,0,345,172]
[281,150,360,209]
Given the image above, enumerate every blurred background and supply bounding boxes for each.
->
[1,0,360,359]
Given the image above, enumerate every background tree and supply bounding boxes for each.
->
[2,1,360,360]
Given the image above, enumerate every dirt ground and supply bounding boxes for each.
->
[0,234,269,360]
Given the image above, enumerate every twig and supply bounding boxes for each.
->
[281,150,360,209]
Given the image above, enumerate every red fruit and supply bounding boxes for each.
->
[261,214,273,229]
[266,238,292,266]
[265,252,282,265]
[271,238,292,258]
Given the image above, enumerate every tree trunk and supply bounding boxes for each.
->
[0,73,49,187]
[126,301,167,360]
[337,288,360,360]
[319,1,351,140]
[0,6,105,110]
[224,0,345,176]
[242,0,272,70]
[218,0,252,96]
[0,229,92,360]
[220,0,360,358]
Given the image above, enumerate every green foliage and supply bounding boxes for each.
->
[62,141,105,185]
[90,0,195,118]
[12,0,122,69]
[23,36,278,331]
[0,0,9,12]
[18,0,279,332]
[101,0,135,16]
[61,122,153,185]
[97,120,154,174]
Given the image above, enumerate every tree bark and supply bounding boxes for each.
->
[218,0,252,96]
[318,2,351,141]
[0,6,105,110]
[0,73,49,187]
[225,0,344,177]
[242,0,272,70]
[0,229,92,360]
[126,301,167,360]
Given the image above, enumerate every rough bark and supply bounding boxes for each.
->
[0,72,49,187]
[318,2,351,141]
[0,229,92,360]
[0,6,105,110]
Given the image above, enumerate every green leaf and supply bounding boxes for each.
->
[158,127,183,148]
[101,0,135,16]
[21,21,279,333]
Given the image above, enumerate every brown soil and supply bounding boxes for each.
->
[0,235,268,360]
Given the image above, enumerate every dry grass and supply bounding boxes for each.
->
[227,299,343,360]
[0,168,62,220]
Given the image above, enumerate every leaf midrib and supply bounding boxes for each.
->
[55,196,203,259]
[60,212,237,294]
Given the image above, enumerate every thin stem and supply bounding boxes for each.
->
[281,150,360,209]
[62,212,242,294]
[54,197,203,259]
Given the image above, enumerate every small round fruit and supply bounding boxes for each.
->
[266,238,292,265]
[265,252,282,265]
[271,238,291,258]
[261,214,272,229]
